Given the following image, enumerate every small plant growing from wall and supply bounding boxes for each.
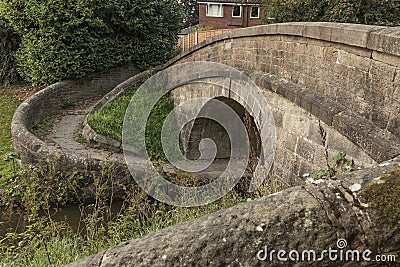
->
[311,120,357,180]
[311,151,356,180]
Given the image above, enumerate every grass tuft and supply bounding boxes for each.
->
[88,88,174,161]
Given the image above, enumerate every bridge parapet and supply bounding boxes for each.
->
[168,22,400,169]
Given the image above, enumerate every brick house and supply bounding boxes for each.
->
[198,0,264,29]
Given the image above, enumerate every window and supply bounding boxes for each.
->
[206,4,223,17]
[232,6,242,17]
[250,6,260,18]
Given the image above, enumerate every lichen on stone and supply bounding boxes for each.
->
[361,169,400,227]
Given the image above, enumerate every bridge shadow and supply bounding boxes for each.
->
[163,96,261,197]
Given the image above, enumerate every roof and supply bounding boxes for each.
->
[198,0,263,4]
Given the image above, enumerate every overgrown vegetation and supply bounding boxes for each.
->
[0,155,286,266]
[88,88,174,161]
[308,121,358,180]
[263,0,400,26]
[310,151,357,180]
[0,0,183,85]
[0,17,21,85]
[0,87,283,265]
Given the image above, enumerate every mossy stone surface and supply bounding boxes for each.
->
[361,169,400,227]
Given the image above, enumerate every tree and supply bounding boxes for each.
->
[180,0,199,29]
[0,0,183,85]
[263,0,400,26]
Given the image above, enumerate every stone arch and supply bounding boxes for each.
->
[184,96,261,164]
[171,77,271,168]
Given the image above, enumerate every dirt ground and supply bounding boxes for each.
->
[0,84,44,101]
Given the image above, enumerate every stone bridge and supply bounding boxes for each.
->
[170,22,400,175]
[11,22,400,266]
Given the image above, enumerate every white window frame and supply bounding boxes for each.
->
[232,5,242,18]
[206,3,223,17]
[250,6,260,19]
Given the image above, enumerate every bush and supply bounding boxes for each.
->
[0,16,21,85]
[0,0,183,85]
[263,0,400,26]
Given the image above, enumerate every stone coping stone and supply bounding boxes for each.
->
[167,22,395,67]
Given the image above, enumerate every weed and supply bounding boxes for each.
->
[31,114,52,135]
[3,152,19,178]
[311,151,357,179]
[61,99,75,109]
[0,162,254,266]
[318,120,334,179]
[312,121,358,180]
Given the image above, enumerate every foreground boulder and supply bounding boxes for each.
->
[66,157,400,267]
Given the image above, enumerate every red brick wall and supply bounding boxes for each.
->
[199,4,263,29]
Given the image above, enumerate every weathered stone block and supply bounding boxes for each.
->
[330,23,385,48]
[370,59,397,81]
[370,106,391,130]
[337,50,371,71]
[368,27,400,57]
[349,96,372,119]
[332,110,400,162]
[296,138,315,163]
[309,95,345,126]
[364,76,394,107]
[284,133,297,152]
[282,112,310,138]
[301,22,335,41]
[276,22,305,37]
[387,114,400,139]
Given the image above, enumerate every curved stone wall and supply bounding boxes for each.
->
[11,65,140,173]
[81,69,158,152]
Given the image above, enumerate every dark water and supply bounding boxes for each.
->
[0,200,123,236]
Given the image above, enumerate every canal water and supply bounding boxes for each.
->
[0,200,123,236]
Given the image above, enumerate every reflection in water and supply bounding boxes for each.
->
[0,200,123,237]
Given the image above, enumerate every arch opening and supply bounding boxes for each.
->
[182,96,261,179]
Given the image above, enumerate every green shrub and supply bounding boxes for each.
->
[0,0,183,85]
[263,0,400,26]
[0,16,21,85]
